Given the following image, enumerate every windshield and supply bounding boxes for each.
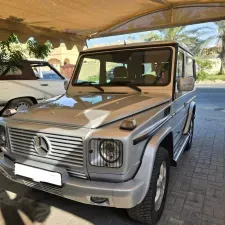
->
[73,48,172,86]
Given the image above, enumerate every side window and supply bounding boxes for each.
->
[0,66,22,76]
[31,65,62,80]
[175,52,184,98]
[185,56,194,77]
[177,52,184,79]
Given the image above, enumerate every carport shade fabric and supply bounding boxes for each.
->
[0,0,225,49]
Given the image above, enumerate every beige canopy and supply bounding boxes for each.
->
[1,0,225,49]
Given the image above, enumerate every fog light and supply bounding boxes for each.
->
[90,197,107,204]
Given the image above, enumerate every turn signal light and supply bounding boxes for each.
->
[120,119,137,130]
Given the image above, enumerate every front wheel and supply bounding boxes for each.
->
[127,147,170,225]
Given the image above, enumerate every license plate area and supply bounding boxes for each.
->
[14,163,62,186]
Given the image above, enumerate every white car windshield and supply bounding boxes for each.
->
[73,48,172,87]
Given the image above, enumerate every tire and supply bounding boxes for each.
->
[127,147,170,225]
[184,116,194,151]
[6,98,34,112]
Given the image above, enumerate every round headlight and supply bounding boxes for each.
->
[99,140,121,163]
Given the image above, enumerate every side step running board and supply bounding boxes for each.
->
[173,134,190,162]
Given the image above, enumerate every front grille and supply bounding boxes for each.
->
[23,179,62,196]
[8,127,84,168]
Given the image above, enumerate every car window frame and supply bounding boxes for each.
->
[72,46,173,87]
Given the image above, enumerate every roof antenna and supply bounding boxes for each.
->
[124,40,126,45]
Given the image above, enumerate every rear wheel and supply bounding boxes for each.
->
[127,147,170,225]
[6,98,34,112]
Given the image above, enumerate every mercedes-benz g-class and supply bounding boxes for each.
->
[0,41,196,225]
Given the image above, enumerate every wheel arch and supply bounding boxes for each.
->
[1,96,38,114]
[159,132,174,165]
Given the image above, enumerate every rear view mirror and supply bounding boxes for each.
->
[177,77,195,92]
[64,79,69,90]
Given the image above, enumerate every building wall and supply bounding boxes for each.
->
[47,43,79,78]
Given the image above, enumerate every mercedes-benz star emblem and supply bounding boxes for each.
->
[34,135,51,156]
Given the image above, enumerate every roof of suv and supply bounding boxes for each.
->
[83,41,193,56]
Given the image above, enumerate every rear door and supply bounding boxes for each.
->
[31,64,66,99]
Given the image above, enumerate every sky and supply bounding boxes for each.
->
[88,22,217,47]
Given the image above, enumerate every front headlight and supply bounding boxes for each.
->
[0,126,6,147]
[89,139,123,168]
[99,140,121,163]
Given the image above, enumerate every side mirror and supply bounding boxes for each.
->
[64,79,69,90]
[177,77,195,92]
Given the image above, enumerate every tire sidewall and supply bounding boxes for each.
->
[151,148,170,221]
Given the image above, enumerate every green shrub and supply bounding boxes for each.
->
[87,74,99,82]
[196,71,208,81]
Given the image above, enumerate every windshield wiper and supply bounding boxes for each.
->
[110,82,141,92]
[77,81,104,92]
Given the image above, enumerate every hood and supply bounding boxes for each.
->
[11,93,171,129]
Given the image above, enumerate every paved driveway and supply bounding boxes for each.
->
[0,84,225,225]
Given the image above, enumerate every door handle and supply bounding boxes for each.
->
[41,84,48,86]
[184,102,188,107]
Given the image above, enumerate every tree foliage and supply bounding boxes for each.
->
[0,33,52,69]
[141,26,211,54]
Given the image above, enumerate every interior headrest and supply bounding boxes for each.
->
[113,66,127,78]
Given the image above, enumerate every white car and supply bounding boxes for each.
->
[0,60,66,114]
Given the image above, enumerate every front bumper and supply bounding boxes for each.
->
[0,155,148,208]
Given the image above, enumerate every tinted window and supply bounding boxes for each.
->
[0,66,22,76]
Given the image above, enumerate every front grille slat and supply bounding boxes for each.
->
[51,145,83,152]
[8,127,84,170]
[51,149,83,157]
[47,138,83,146]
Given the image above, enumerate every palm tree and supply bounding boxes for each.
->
[211,21,225,74]
[141,26,208,54]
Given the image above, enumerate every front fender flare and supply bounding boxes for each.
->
[134,125,172,205]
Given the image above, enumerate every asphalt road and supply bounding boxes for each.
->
[196,83,225,121]
[0,83,225,225]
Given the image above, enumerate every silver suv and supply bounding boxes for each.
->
[0,41,196,225]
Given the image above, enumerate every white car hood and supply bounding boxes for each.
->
[11,93,171,129]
